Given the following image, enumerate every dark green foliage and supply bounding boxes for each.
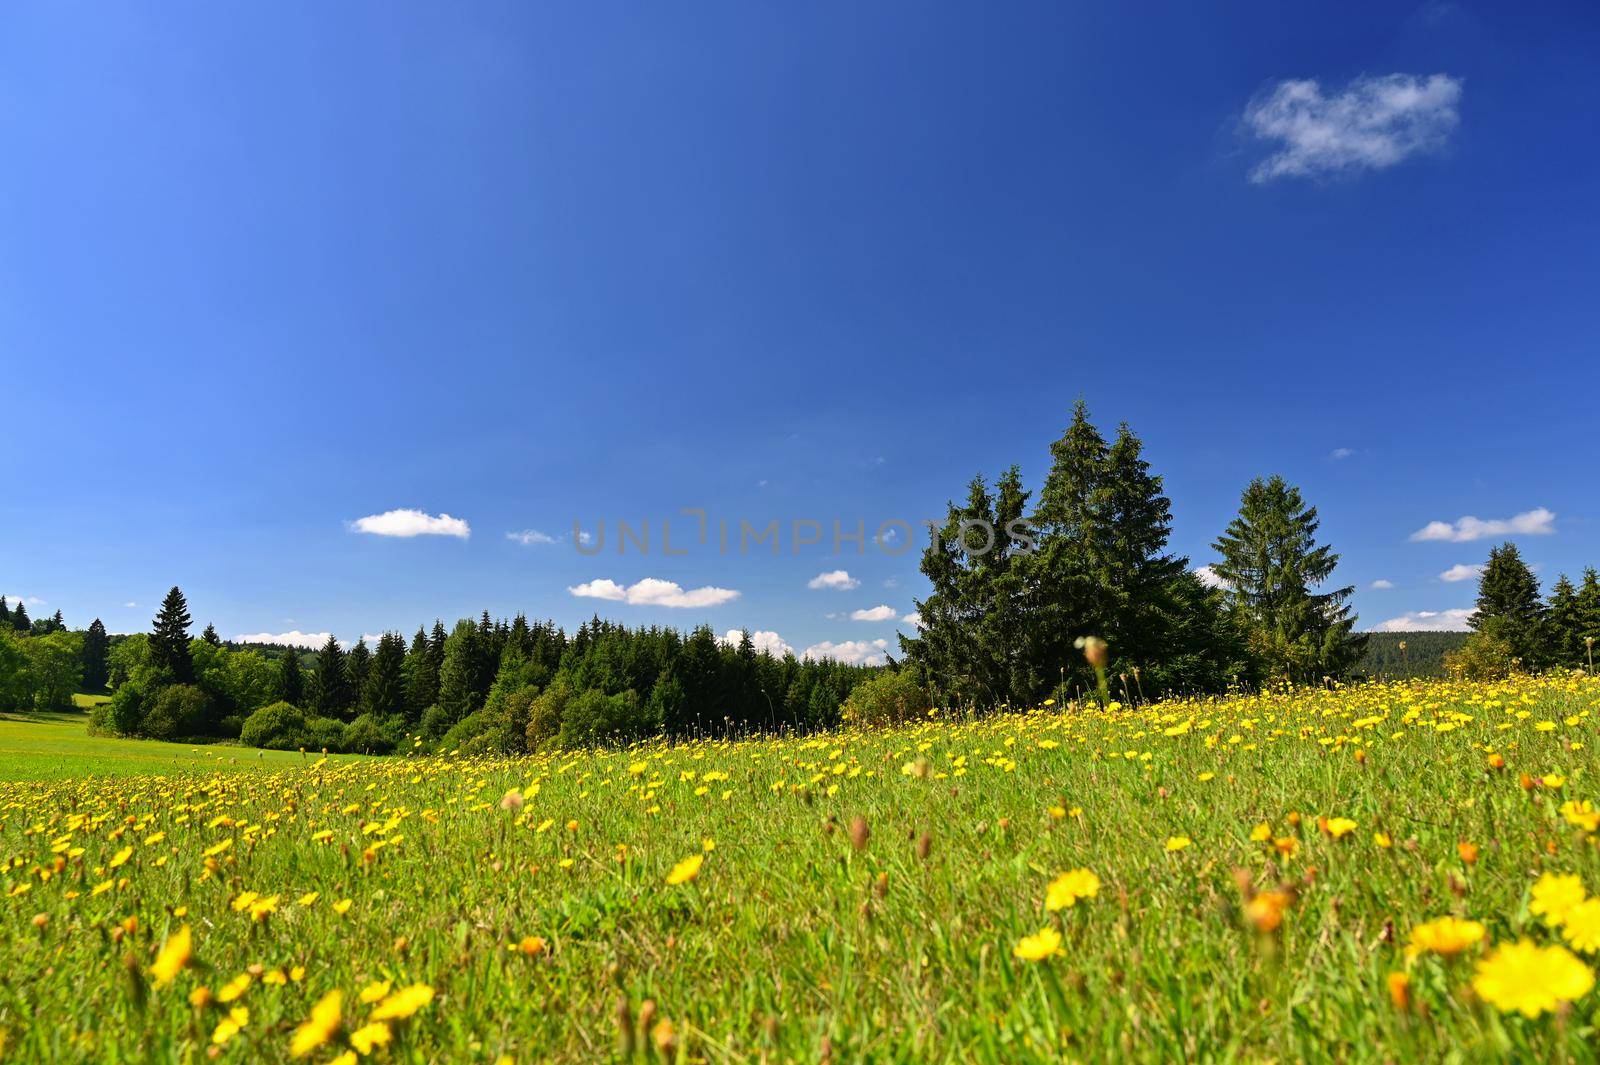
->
[841,669,931,729]
[1211,475,1365,683]
[10,601,30,633]
[277,647,304,706]
[81,618,110,692]
[1357,632,1469,678]
[201,623,221,646]
[311,636,352,720]
[345,640,372,702]
[1470,543,1548,667]
[343,713,403,754]
[150,587,195,683]
[240,701,309,750]
[141,684,210,740]
[362,633,408,718]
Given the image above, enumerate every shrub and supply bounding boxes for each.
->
[1446,630,1517,681]
[99,679,150,736]
[142,684,210,740]
[840,670,930,730]
[557,689,648,749]
[418,704,451,742]
[527,677,574,751]
[440,709,493,752]
[305,716,346,752]
[342,713,401,754]
[240,701,309,750]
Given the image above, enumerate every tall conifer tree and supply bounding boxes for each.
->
[150,586,195,683]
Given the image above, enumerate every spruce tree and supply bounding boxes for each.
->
[436,620,484,724]
[363,632,407,718]
[201,623,221,646]
[1546,575,1583,668]
[311,636,352,719]
[1576,569,1600,668]
[150,586,195,683]
[345,639,372,700]
[81,619,111,693]
[1470,543,1547,667]
[12,601,31,633]
[277,648,305,707]
[403,627,435,719]
[1210,476,1364,682]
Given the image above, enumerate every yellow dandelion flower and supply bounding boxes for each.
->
[666,853,704,885]
[1405,915,1486,957]
[358,979,392,1005]
[1045,868,1101,911]
[149,924,192,987]
[368,983,434,1022]
[1472,940,1594,1018]
[217,972,252,1003]
[1561,898,1600,954]
[212,1007,248,1046]
[290,989,342,1057]
[348,1021,391,1055]
[1012,926,1062,962]
[1165,836,1192,852]
[1531,873,1587,927]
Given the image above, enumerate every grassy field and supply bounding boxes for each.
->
[0,703,370,782]
[4,675,1600,1061]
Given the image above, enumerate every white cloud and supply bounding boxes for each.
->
[350,508,470,539]
[1244,73,1462,183]
[1330,447,1355,460]
[1193,565,1230,590]
[3,594,44,606]
[1370,608,1474,633]
[506,529,558,546]
[1410,507,1555,543]
[233,630,332,649]
[808,569,860,591]
[569,577,739,609]
[719,629,794,657]
[123,601,138,608]
[901,612,922,628]
[802,638,891,666]
[357,634,385,647]
[851,604,898,622]
[1439,563,1484,583]
[1370,579,1395,590]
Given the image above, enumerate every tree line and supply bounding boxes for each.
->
[57,587,875,754]
[1450,543,1600,676]
[901,401,1365,707]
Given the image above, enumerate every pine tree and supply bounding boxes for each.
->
[277,648,305,706]
[150,587,195,683]
[363,632,407,718]
[1470,543,1547,667]
[81,619,111,693]
[12,601,31,633]
[403,627,435,719]
[201,623,221,646]
[345,639,372,700]
[1211,476,1364,683]
[1576,569,1600,670]
[311,636,352,719]
[1546,575,1583,668]
[436,620,484,724]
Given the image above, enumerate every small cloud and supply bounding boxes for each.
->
[1370,579,1395,590]
[718,629,794,657]
[506,529,559,546]
[901,612,922,628]
[5,594,45,606]
[1193,565,1230,590]
[577,530,595,547]
[1370,608,1474,633]
[357,634,385,647]
[1330,447,1355,460]
[233,630,332,649]
[808,570,860,591]
[350,508,470,539]
[851,604,898,622]
[883,577,900,589]
[1410,508,1555,543]
[1439,563,1484,583]
[123,601,138,608]
[1244,73,1463,183]
[801,638,890,666]
[569,577,740,609]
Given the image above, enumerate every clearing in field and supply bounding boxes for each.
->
[4,675,1600,1062]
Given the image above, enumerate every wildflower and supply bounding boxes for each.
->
[1561,899,1600,954]
[1244,890,1293,933]
[348,1021,391,1055]
[516,935,547,957]
[368,983,434,1021]
[212,1007,248,1046]
[1561,800,1600,833]
[1472,940,1595,1018]
[1531,873,1587,927]
[1374,832,1392,848]
[1012,926,1063,961]
[290,989,343,1057]
[1387,971,1411,1011]
[109,845,133,868]
[149,924,193,987]
[1458,841,1480,865]
[1322,817,1357,840]
[1405,915,1486,957]
[358,979,392,1005]
[332,898,353,916]
[1249,822,1271,843]
[1045,869,1101,911]
[1165,836,1192,853]
[666,854,704,885]
[217,972,252,1003]
[189,986,213,1008]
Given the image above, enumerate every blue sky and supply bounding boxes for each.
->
[3,2,1598,662]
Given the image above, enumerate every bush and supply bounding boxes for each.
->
[240,701,309,750]
[98,680,150,736]
[142,684,210,740]
[418,704,451,742]
[217,714,245,739]
[439,709,493,752]
[1446,630,1517,681]
[557,689,648,749]
[305,716,346,752]
[840,670,930,730]
[526,677,574,751]
[342,713,402,754]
